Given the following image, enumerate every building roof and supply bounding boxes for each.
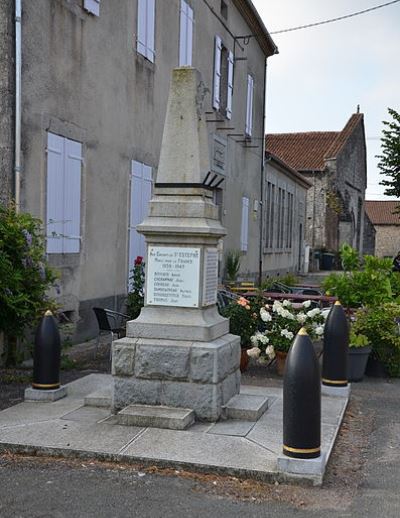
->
[233,0,278,57]
[265,152,312,189]
[265,114,364,172]
[365,200,400,225]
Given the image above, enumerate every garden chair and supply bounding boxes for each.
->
[92,307,130,358]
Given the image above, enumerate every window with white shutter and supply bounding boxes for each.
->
[213,36,222,110]
[240,196,249,252]
[137,0,155,62]
[245,74,254,137]
[226,51,234,119]
[83,0,100,16]
[128,160,153,285]
[179,0,193,66]
[46,133,82,254]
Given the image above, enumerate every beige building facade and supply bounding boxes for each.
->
[365,201,400,258]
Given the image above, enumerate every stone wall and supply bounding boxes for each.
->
[363,212,376,256]
[0,0,14,206]
[374,225,400,258]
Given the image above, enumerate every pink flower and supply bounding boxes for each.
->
[135,256,143,266]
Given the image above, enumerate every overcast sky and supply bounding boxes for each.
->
[252,0,400,200]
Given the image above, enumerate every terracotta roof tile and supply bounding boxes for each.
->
[365,200,400,225]
[266,113,365,172]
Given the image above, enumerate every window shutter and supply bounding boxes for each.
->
[129,161,152,285]
[179,1,193,66]
[226,51,234,119]
[146,0,155,62]
[245,74,254,136]
[213,36,222,110]
[84,0,100,16]
[46,133,64,254]
[137,0,147,58]
[240,196,249,252]
[63,139,82,253]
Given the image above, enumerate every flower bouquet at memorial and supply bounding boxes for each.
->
[127,256,145,320]
[247,300,325,368]
[219,296,258,348]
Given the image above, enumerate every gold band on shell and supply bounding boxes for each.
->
[283,445,321,454]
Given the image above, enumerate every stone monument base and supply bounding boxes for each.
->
[112,333,241,421]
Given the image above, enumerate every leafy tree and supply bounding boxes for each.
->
[377,108,400,201]
[0,204,57,365]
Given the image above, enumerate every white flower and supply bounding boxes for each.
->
[296,312,307,324]
[280,309,295,320]
[280,329,294,340]
[307,308,321,318]
[251,331,269,346]
[260,308,272,322]
[266,345,275,360]
[258,356,268,365]
[302,300,312,308]
[247,346,261,359]
[260,334,269,345]
[282,300,292,308]
[272,301,283,313]
[315,325,324,336]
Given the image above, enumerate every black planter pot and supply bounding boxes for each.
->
[348,346,371,382]
[365,354,388,378]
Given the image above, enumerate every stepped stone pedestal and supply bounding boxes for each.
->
[112,67,241,422]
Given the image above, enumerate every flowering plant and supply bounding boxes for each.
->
[219,296,258,348]
[126,256,145,319]
[247,299,325,361]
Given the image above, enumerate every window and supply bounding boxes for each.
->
[129,160,152,285]
[245,74,254,137]
[265,181,275,249]
[179,0,193,66]
[137,0,155,62]
[240,196,249,252]
[213,36,234,119]
[286,192,294,249]
[83,0,100,16]
[46,132,82,254]
[220,0,228,19]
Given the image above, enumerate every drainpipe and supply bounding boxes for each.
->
[258,58,267,287]
[14,0,22,213]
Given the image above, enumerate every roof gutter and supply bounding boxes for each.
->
[14,0,22,213]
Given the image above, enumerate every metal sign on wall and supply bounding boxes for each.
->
[147,246,200,307]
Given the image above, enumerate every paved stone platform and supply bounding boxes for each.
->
[0,374,349,485]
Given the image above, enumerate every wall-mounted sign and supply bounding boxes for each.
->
[147,246,200,307]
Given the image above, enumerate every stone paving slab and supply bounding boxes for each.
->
[0,374,349,485]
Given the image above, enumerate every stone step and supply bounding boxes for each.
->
[84,386,112,408]
[223,394,269,421]
[117,404,195,430]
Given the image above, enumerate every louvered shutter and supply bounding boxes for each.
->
[245,74,254,136]
[46,133,64,253]
[226,51,234,119]
[213,36,222,110]
[179,1,193,66]
[137,0,147,58]
[129,161,152,285]
[240,196,249,252]
[146,0,155,62]
[84,0,100,16]
[63,139,82,253]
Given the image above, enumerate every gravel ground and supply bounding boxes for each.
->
[0,343,396,515]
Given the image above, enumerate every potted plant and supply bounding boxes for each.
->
[248,299,325,375]
[348,328,371,382]
[219,296,258,372]
[224,249,241,286]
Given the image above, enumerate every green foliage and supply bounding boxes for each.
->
[0,204,57,364]
[219,297,258,347]
[349,328,370,348]
[224,249,241,282]
[126,256,145,319]
[377,108,400,202]
[323,246,394,308]
[278,273,299,287]
[352,304,400,376]
[340,243,360,271]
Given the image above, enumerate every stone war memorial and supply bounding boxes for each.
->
[112,67,247,424]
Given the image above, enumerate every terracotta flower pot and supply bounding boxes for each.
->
[275,350,288,376]
[240,348,249,372]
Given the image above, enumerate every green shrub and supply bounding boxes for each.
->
[352,303,400,376]
[219,296,258,348]
[0,204,57,365]
[126,256,145,319]
[224,249,241,282]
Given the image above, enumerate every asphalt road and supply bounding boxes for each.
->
[1,378,399,518]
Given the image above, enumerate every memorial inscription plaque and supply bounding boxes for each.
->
[147,246,200,307]
[203,248,218,306]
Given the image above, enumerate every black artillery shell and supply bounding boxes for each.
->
[283,329,321,459]
[32,311,61,390]
[322,302,349,387]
